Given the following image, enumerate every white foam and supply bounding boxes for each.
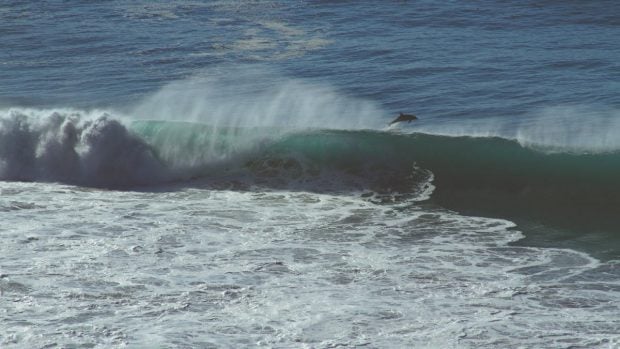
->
[1,181,618,348]
[0,108,167,186]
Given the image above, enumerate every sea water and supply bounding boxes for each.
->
[1,1,620,348]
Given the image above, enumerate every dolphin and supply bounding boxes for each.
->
[389,112,418,126]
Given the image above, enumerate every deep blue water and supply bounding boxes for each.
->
[2,1,618,117]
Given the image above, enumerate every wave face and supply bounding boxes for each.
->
[128,119,435,202]
[400,133,620,237]
[132,119,620,241]
[130,119,620,226]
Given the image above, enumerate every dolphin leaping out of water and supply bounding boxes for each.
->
[389,112,418,126]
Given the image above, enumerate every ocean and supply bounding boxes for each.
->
[1,1,620,348]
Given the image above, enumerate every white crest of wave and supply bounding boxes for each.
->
[0,108,167,187]
[414,106,620,153]
[513,106,620,152]
[129,65,386,131]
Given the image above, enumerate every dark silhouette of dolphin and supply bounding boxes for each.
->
[389,112,418,126]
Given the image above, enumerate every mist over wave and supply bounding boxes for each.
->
[130,66,386,130]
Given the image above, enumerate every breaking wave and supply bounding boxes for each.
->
[2,108,620,238]
[0,109,168,188]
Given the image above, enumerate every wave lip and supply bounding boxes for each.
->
[413,106,620,154]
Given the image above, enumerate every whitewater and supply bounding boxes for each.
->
[2,1,620,348]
